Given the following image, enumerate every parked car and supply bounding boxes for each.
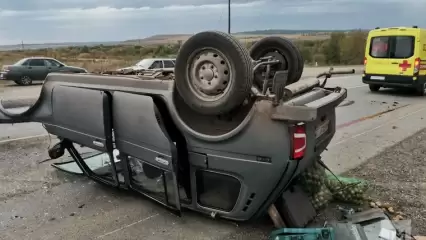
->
[117,58,176,73]
[0,57,88,86]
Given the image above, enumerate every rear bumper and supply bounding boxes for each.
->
[362,74,426,88]
[271,87,347,122]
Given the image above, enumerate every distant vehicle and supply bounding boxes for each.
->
[0,57,88,86]
[117,58,176,73]
[362,26,426,95]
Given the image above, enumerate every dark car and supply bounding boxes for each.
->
[0,57,87,86]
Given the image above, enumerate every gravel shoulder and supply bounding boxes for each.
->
[344,127,426,235]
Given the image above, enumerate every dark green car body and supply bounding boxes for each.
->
[0,57,87,85]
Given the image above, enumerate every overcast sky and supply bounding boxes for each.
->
[0,0,425,45]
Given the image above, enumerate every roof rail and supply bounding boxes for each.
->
[413,25,418,28]
[375,27,380,29]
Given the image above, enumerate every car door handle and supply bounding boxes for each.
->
[92,140,104,148]
[391,62,399,64]
[155,156,169,166]
[28,67,32,69]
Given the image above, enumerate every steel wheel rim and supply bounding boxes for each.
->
[187,48,233,102]
[21,76,31,85]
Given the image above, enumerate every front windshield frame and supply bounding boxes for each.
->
[135,59,153,68]
[13,58,29,66]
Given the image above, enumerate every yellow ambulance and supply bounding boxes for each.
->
[363,26,426,95]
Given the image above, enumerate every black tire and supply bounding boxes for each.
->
[369,84,380,92]
[174,31,253,115]
[249,36,304,88]
[14,75,32,86]
[416,83,426,96]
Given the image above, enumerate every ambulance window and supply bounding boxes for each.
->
[370,37,389,58]
[392,36,414,58]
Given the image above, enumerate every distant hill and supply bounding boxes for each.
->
[0,29,368,51]
[0,41,120,51]
[234,29,368,35]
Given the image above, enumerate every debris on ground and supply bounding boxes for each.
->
[298,160,368,212]
[345,127,426,235]
[284,128,426,237]
[285,156,421,239]
[271,205,415,239]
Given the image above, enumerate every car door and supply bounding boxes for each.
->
[27,59,49,80]
[163,60,175,72]
[112,92,182,213]
[44,59,61,74]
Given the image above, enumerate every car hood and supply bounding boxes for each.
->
[1,65,11,70]
[117,66,146,72]
[64,66,88,72]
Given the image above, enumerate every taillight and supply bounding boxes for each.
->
[363,57,367,66]
[414,58,420,75]
[292,124,306,160]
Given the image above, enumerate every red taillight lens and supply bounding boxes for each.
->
[292,124,306,160]
[364,57,367,65]
[414,58,420,75]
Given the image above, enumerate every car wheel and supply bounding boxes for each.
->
[174,31,253,115]
[249,36,304,89]
[15,75,33,86]
[416,83,426,96]
[369,84,380,92]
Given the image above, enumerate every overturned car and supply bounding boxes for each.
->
[0,31,353,225]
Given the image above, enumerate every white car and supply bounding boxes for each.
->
[117,58,176,73]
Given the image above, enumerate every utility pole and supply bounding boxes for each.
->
[228,0,231,34]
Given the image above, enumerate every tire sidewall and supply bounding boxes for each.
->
[175,32,252,115]
[17,75,32,86]
[249,37,302,86]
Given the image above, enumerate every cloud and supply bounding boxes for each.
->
[2,1,265,20]
[0,0,425,45]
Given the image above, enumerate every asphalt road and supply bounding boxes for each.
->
[4,66,426,239]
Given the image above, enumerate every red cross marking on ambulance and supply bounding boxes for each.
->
[399,60,411,71]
